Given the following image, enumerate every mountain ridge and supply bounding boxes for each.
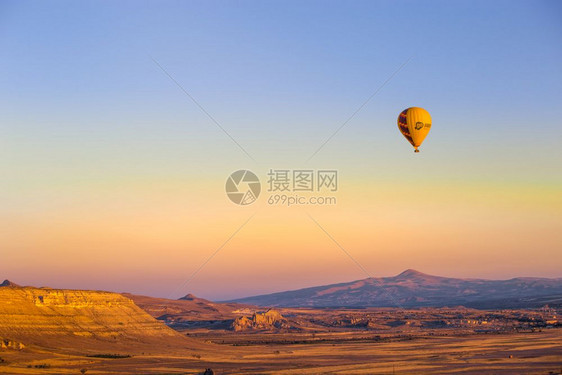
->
[227,270,562,309]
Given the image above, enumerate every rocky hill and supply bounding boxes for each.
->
[228,269,562,308]
[125,292,253,330]
[0,283,199,352]
[0,280,20,287]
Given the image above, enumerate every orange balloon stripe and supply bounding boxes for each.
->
[398,110,415,146]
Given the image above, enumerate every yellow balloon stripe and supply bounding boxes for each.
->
[397,107,431,152]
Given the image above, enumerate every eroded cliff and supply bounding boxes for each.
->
[0,285,192,351]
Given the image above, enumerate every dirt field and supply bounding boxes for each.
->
[1,329,560,374]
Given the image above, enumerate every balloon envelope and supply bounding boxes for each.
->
[397,107,432,152]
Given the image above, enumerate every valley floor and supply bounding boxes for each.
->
[1,329,561,374]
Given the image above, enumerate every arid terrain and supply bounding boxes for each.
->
[1,279,561,374]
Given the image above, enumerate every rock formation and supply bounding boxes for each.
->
[0,283,196,351]
[0,339,24,350]
[230,309,288,331]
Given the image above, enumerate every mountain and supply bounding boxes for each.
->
[228,269,562,309]
[0,279,20,287]
[178,293,198,301]
[0,283,203,352]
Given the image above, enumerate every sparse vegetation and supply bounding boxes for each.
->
[86,354,131,359]
[31,363,51,368]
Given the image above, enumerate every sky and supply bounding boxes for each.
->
[1,0,561,300]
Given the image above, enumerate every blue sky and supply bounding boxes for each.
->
[1,1,561,297]
[2,0,561,190]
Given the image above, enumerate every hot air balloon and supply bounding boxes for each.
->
[397,107,432,152]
